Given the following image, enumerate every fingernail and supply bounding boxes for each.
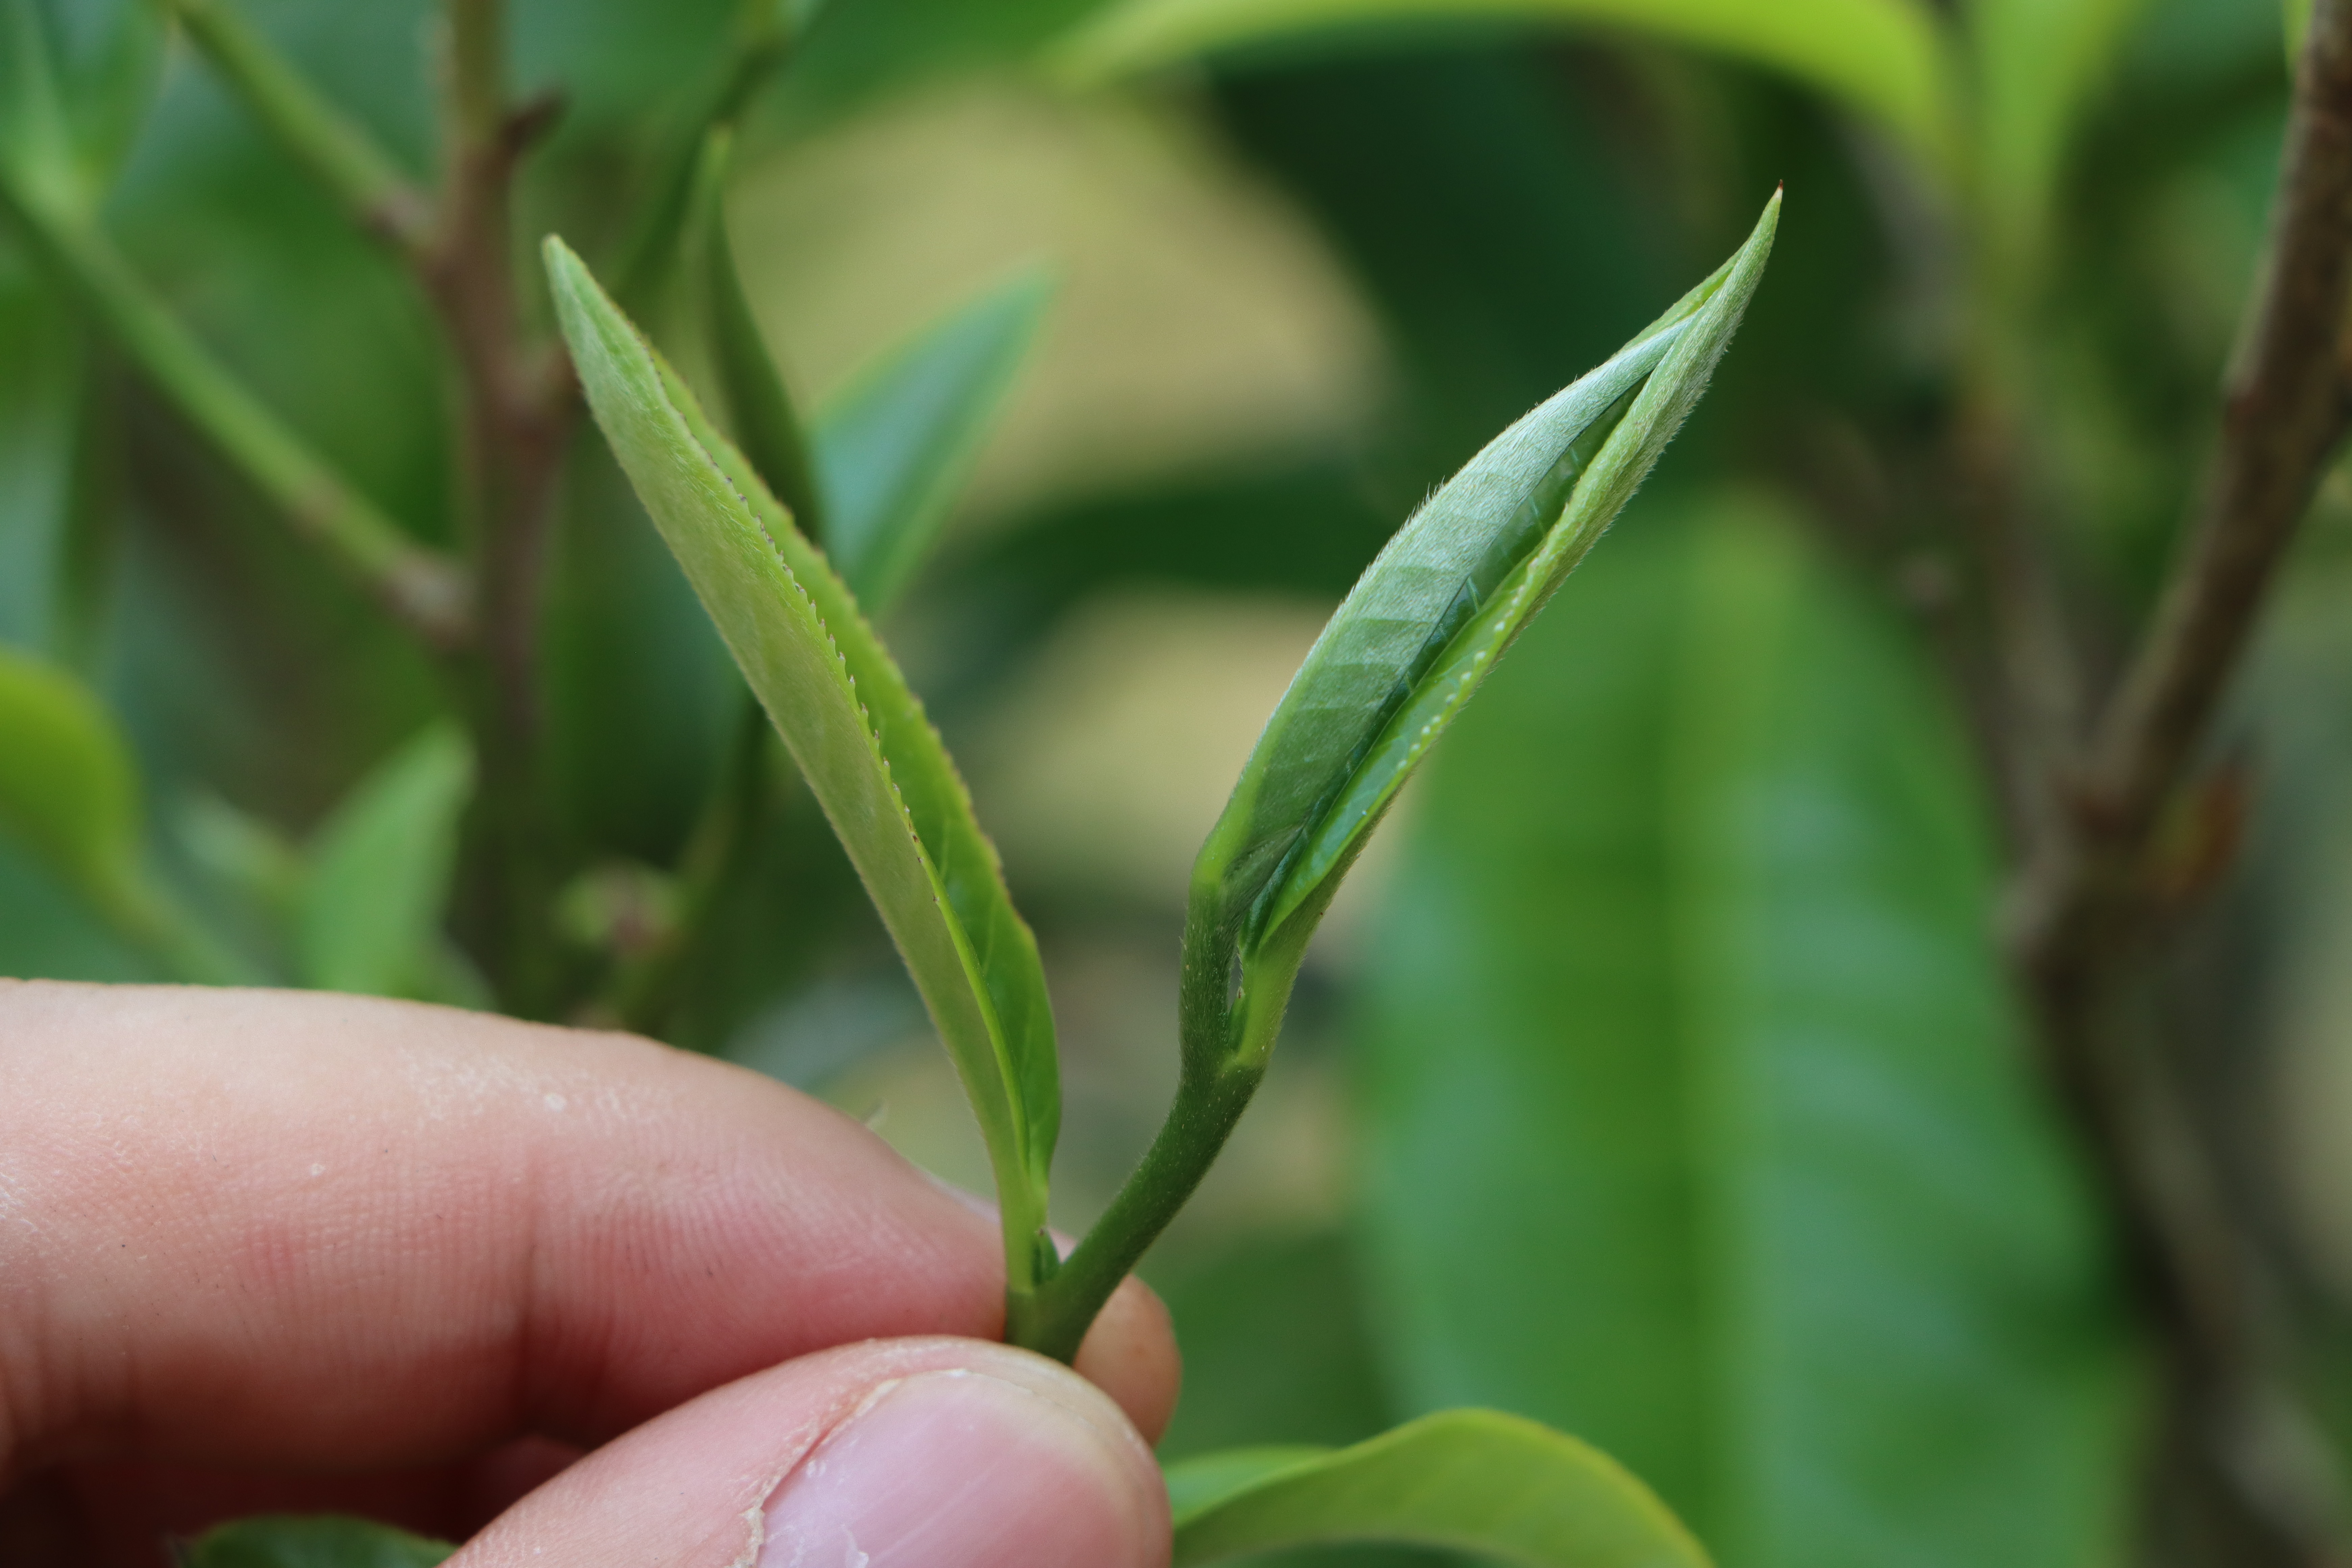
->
[759,1367,1163,1568]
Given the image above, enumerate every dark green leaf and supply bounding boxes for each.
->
[1053,1,1957,177]
[179,1515,454,1568]
[295,723,474,1000]
[812,267,1054,610]
[1355,495,2138,1567]
[546,236,1061,1289]
[1193,193,1777,1069]
[1167,1409,1710,1567]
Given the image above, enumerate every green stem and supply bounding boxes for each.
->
[1010,1058,1261,1362]
[0,174,471,646]
[169,0,432,251]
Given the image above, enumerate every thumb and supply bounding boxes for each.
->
[452,1338,1171,1568]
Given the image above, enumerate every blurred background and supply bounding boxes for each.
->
[2,0,2344,1563]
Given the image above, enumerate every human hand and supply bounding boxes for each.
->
[0,981,1178,1567]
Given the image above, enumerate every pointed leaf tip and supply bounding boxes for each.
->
[545,232,1063,1287]
[1190,191,1778,1072]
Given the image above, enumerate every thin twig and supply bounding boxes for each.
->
[0,173,471,647]
[169,0,434,254]
[2013,0,2352,1019]
[416,0,576,1014]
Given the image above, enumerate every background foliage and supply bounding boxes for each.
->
[2,0,2342,1564]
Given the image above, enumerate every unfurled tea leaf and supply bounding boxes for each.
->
[546,237,1061,1294]
[1168,1409,1709,1567]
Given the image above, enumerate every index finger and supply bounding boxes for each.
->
[0,982,1177,1481]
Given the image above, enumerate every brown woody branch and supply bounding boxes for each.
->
[2003,0,2352,1560]
[417,0,579,1013]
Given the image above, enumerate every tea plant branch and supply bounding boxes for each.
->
[2013,0,2352,1235]
[166,0,434,255]
[2005,0,2352,1556]
[1013,197,1782,1360]
[0,173,471,646]
[1950,387,2085,863]
[403,0,577,1012]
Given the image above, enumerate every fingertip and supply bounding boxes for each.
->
[1075,1275,1181,1445]
[457,1339,1169,1568]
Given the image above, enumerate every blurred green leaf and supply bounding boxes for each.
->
[296,723,474,1000]
[0,0,162,215]
[1355,494,2138,1567]
[813,267,1054,610]
[0,644,140,910]
[693,128,828,537]
[1168,1409,1709,1567]
[182,793,305,920]
[1969,0,2151,282]
[1193,193,1776,1072]
[0,0,79,213]
[180,1515,453,1568]
[546,236,1061,1290]
[2289,0,2311,59]
[1054,0,1957,177]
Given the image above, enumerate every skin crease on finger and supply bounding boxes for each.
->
[0,980,1179,1560]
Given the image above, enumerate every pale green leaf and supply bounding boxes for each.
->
[0,645,140,910]
[1054,0,1957,179]
[1193,192,1777,1070]
[296,724,473,1000]
[2290,0,2311,60]
[812,267,1054,610]
[180,1515,454,1568]
[1969,0,2150,282]
[1168,1409,1710,1567]
[545,236,1060,1283]
[1356,494,2139,1567]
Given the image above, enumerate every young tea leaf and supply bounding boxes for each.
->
[0,645,141,913]
[812,267,1054,610]
[1167,1409,1710,1568]
[545,236,1062,1291]
[296,723,474,1001]
[1191,191,1779,1070]
[179,1515,454,1568]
